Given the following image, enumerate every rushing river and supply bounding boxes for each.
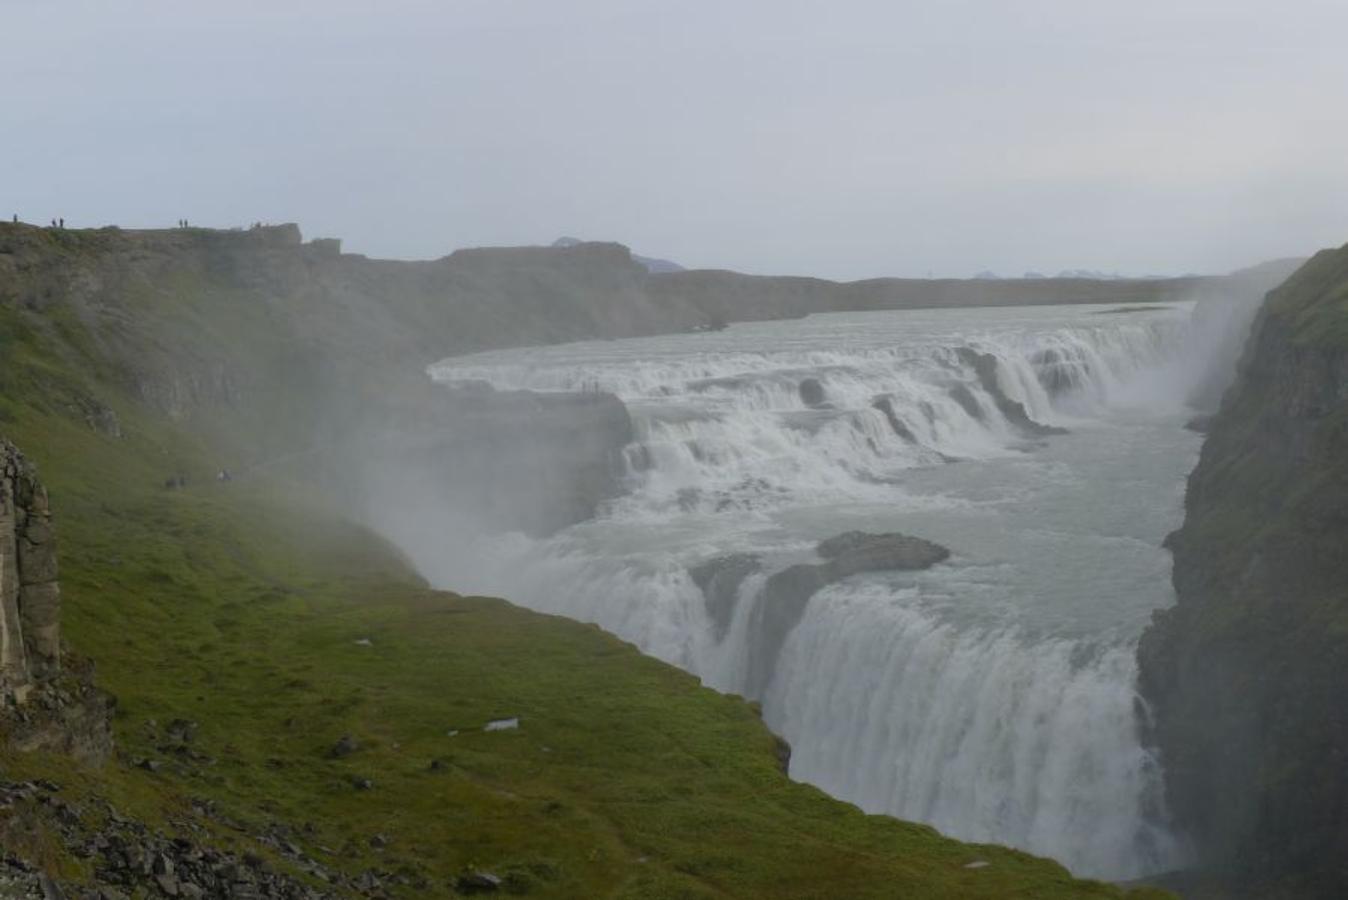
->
[425,301,1221,879]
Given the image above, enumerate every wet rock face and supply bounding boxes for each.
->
[1029,348,1079,395]
[954,347,1067,438]
[1,438,62,700]
[689,532,951,700]
[871,396,917,442]
[744,532,950,697]
[688,554,761,641]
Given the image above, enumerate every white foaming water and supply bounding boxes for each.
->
[423,302,1216,879]
[771,585,1174,876]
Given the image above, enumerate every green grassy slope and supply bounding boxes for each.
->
[0,225,1168,898]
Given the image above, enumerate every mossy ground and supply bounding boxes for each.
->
[0,234,1169,898]
[1264,242,1348,349]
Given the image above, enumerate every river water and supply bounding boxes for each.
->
[426,301,1219,879]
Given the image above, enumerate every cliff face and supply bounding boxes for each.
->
[0,225,651,538]
[0,438,61,700]
[1137,243,1348,897]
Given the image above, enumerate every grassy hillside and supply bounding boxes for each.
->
[0,222,1170,897]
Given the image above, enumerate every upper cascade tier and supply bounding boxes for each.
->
[435,306,1198,512]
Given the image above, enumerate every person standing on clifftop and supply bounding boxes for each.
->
[58,218,64,228]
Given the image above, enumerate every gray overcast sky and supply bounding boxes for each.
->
[5,1,1347,278]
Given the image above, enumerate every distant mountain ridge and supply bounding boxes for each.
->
[552,235,685,273]
[985,268,1199,281]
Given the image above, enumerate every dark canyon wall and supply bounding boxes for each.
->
[1138,242,1348,898]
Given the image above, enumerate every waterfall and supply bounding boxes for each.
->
[436,313,1188,510]
[421,303,1207,880]
[769,584,1180,877]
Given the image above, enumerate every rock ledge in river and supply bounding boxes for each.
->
[816,531,951,574]
[690,531,951,699]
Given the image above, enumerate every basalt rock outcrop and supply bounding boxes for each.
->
[1,438,61,700]
[1137,243,1348,898]
[0,439,112,765]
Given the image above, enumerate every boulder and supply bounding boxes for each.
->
[798,378,828,408]
[327,735,358,758]
[457,870,503,894]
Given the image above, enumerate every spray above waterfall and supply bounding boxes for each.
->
[414,301,1225,879]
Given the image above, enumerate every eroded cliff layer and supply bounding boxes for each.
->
[1137,242,1348,897]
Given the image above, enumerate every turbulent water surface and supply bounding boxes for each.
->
[428,302,1219,879]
